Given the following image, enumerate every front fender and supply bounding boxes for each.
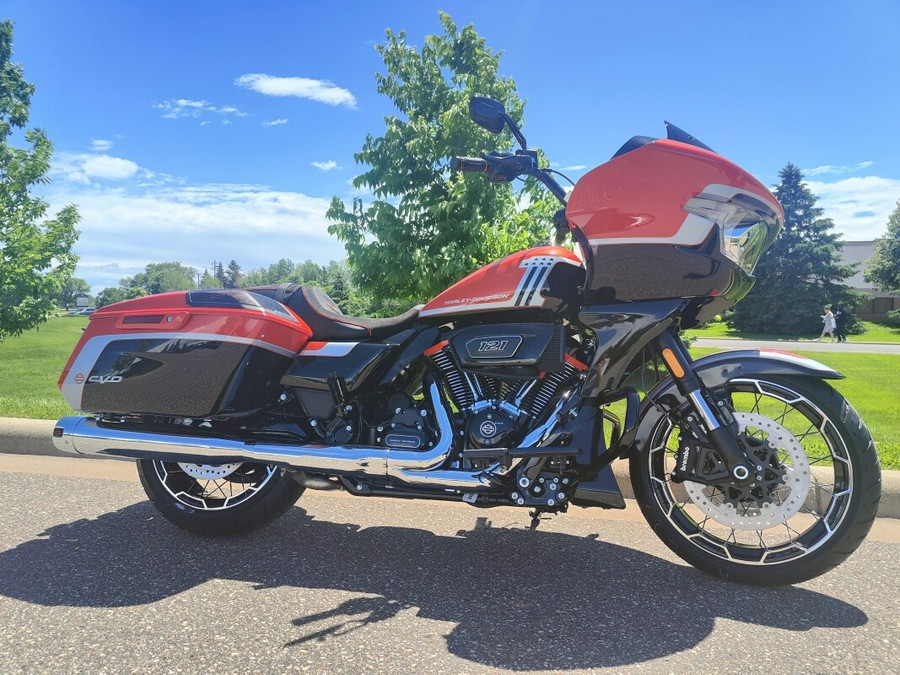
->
[625,349,842,458]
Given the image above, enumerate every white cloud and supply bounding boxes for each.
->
[804,161,874,177]
[807,175,900,240]
[154,98,247,120]
[52,152,140,184]
[263,118,290,127]
[311,160,339,172]
[235,73,357,108]
[559,165,588,172]
[43,178,345,293]
[90,139,114,152]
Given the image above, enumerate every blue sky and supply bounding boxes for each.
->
[4,0,900,293]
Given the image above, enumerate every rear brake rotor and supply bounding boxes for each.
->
[177,462,242,480]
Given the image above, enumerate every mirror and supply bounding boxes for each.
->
[469,97,506,134]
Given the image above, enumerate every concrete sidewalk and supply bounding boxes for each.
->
[693,337,900,354]
[2,415,897,518]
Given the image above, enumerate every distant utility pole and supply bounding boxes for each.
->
[196,272,202,289]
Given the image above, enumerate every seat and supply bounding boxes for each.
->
[247,283,422,341]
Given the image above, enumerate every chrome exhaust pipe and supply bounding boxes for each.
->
[52,381,507,492]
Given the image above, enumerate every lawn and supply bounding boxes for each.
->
[685,319,900,343]
[1,316,897,470]
[0,315,87,419]
[690,348,900,471]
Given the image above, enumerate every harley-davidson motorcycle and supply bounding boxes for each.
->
[52,97,881,585]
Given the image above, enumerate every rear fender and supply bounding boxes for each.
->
[624,349,842,458]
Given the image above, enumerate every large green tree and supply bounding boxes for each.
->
[327,13,556,307]
[120,261,197,296]
[0,20,79,339]
[730,163,858,335]
[864,199,900,296]
[53,276,91,309]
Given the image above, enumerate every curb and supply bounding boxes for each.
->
[2,416,898,519]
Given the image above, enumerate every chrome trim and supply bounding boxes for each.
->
[53,380,548,493]
[687,390,720,431]
[53,378,568,494]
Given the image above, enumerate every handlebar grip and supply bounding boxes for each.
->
[450,156,488,173]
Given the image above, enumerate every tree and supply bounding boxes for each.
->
[224,259,243,288]
[327,13,556,306]
[243,258,296,287]
[730,163,860,335]
[95,287,129,308]
[199,269,222,289]
[865,199,900,296]
[54,277,91,309]
[0,20,79,339]
[121,262,197,296]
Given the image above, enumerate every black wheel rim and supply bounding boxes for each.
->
[152,461,278,511]
[647,378,853,566]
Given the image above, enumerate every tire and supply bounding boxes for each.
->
[137,459,305,536]
[631,376,881,585]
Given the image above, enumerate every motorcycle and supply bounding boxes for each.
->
[52,97,881,585]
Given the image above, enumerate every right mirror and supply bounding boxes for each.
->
[469,97,506,134]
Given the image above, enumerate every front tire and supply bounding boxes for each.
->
[137,460,305,536]
[631,376,881,585]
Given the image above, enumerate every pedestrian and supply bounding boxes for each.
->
[817,306,836,342]
[834,304,848,343]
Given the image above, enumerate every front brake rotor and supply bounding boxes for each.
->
[684,412,811,530]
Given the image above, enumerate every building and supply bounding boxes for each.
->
[840,241,900,319]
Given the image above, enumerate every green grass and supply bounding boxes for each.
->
[691,347,900,470]
[685,319,900,343]
[0,315,87,420]
[1,316,897,470]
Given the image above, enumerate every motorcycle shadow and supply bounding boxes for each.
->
[0,501,867,669]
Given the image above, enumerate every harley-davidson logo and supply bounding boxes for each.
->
[73,373,85,384]
[479,421,498,438]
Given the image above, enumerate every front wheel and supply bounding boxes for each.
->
[631,376,881,585]
[137,459,305,536]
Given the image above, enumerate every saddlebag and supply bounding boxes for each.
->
[58,290,311,418]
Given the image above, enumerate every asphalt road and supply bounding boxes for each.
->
[1,455,898,674]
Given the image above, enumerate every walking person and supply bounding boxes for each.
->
[817,306,836,342]
[834,304,848,343]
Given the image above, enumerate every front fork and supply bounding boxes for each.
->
[654,331,754,483]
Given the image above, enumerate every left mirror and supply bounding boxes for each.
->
[469,97,506,134]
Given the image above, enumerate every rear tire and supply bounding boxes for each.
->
[631,376,881,585]
[137,459,305,536]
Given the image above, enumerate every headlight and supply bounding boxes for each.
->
[721,214,777,273]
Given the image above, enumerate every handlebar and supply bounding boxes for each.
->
[451,152,568,205]
[449,156,489,173]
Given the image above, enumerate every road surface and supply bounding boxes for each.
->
[1,455,898,673]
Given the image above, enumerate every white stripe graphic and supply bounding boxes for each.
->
[303,342,358,357]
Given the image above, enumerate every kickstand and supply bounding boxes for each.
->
[528,509,543,531]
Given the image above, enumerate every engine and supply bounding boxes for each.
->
[426,324,589,452]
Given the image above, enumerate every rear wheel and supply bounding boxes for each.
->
[631,376,881,585]
[137,459,304,536]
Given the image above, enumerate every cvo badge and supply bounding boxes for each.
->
[465,335,522,359]
[88,375,123,384]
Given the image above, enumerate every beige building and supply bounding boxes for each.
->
[840,241,900,319]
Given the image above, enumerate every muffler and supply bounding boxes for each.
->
[52,381,501,491]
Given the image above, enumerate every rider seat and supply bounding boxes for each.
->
[248,283,422,341]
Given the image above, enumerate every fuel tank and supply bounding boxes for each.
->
[58,289,312,418]
[419,246,585,319]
